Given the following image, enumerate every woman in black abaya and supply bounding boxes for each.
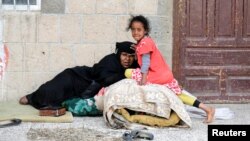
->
[19,41,138,109]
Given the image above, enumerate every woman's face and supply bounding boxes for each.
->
[120,52,135,68]
[131,21,147,42]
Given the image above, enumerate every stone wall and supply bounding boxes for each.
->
[0,0,173,101]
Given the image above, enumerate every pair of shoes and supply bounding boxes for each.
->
[122,130,154,141]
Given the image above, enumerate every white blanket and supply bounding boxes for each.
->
[103,79,192,129]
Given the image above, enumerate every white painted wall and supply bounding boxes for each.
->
[0,1,2,43]
[0,20,2,43]
[0,0,174,101]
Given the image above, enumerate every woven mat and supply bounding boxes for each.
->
[0,101,73,123]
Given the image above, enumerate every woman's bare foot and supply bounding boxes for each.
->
[204,107,215,123]
[19,96,28,105]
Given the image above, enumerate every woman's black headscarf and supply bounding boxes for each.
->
[115,41,135,58]
[92,41,138,87]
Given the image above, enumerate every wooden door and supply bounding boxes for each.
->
[173,0,250,102]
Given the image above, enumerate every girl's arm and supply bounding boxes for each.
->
[140,53,150,85]
[140,72,148,85]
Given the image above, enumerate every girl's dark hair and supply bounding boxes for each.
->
[127,15,151,35]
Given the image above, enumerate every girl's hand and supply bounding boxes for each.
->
[130,44,137,60]
[139,73,147,85]
[130,44,136,50]
[138,80,145,85]
[140,79,147,85]
[138,80,143,85]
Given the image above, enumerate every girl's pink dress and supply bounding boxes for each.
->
[135,37,182,94]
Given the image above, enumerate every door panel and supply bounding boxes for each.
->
[187,0,207,37]
[215,0,235,37]
[243,0,250,37]
[173,0,250,102]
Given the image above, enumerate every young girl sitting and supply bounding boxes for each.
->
[125,15,215,123]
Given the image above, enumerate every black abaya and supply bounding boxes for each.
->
[26,53,139,109]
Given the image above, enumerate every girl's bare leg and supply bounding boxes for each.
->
[199,103,215,123]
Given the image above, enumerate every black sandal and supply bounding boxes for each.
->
[122,130,154,141]
[0,119,22,128]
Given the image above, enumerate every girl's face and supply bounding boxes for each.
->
[131,21,147,42]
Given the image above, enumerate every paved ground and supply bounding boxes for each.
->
[0,104,249,141]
